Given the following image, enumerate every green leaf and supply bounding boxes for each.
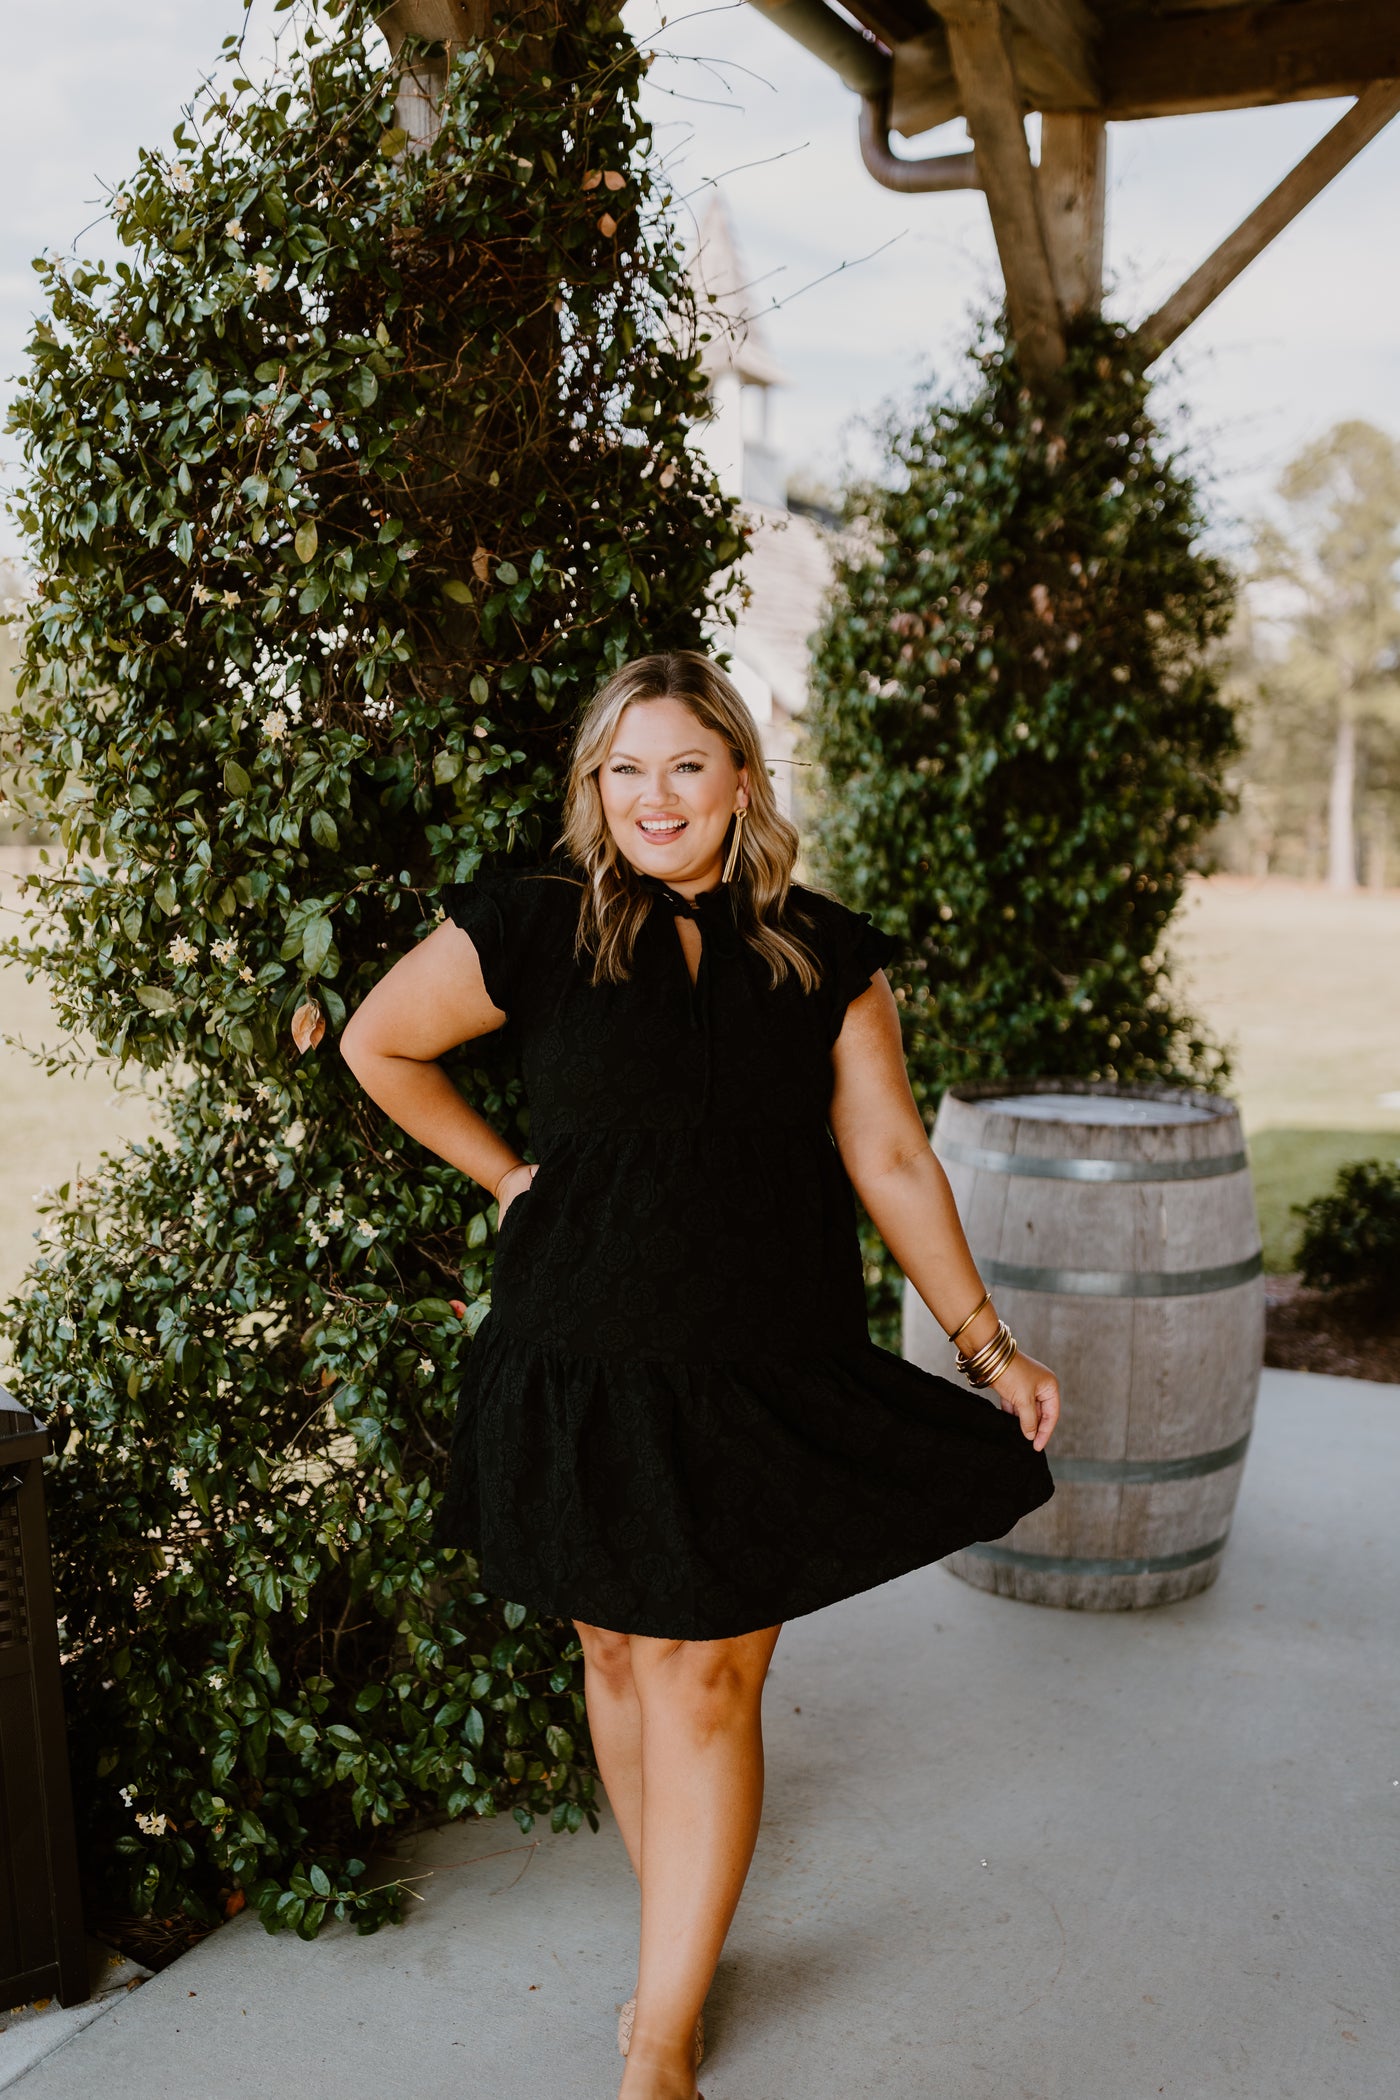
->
[433,751,462,786]
[301,914,333,974]
[309,1863,332,1896]
[224,759,252,799]
[135,986,180,1015]
[309,809,338,850]
[469,674,489,705]
[441,579,473,606]
[495,561,519,586]
[346,366,378,410]
[379,127,409,160]
[294,521,319,563]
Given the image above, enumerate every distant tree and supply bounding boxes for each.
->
[1244,421,1400,890]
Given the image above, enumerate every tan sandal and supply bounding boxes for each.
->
[617,1996,705,2067]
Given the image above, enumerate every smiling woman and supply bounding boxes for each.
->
[339,646,1059,2100]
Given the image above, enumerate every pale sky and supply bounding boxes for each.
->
[3,0,1397,561]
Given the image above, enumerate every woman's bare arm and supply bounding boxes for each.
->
[828,973,1059,1449]
[339,921,533,1208]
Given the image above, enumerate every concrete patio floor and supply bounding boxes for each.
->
[5,1364,1397,2100]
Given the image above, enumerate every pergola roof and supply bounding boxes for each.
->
[792,0,1400,136]
[745,0,1399,389]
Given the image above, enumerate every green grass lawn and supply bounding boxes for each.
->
[1246,1126,1400,1273]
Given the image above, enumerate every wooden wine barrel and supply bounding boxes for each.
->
[903,1079,1265,1610]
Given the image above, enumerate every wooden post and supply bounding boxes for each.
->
[940,0,1067,391]
[1037,111,1106,318]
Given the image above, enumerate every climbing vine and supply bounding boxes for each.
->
[2,0,741,1936]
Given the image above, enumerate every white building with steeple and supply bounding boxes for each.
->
[686,196,837,834]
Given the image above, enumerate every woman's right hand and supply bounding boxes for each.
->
[495,1160,538,1224]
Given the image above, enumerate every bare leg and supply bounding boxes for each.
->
[573,1619,645,1880]
[621,1623,782,2100]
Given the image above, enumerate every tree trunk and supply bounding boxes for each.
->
[1327,710,1357,890]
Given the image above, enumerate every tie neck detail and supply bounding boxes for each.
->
[635,871,732,923]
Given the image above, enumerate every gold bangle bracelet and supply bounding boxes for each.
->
[958,1317,1011,1375]
[961,1326,1018,1387]
[946,1288,992,1348]
[971,1335,1018,1387]
[957,1318,1017,1379]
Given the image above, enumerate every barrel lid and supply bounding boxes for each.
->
[977,1093,1218,1127]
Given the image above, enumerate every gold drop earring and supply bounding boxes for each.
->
[721,805,747,884]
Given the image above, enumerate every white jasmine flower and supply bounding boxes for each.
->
[418,1356,434,1377]
[225,218,244,241]
[222,588,241,609]
[114,192,131,213]
[281,1121,305,1150]
[262,708,288,743]
[170,1466,189,1493]
[168,164,194,194]
[254,1082,272,1102]
[355,1221,379,1243]
[135,1809,170,1836]
[252,262,275,292]
[306,1222,329,1248]
[211,936,239,964]
[326,1205,344,1228]
[239,964,255,983]
[222,1101,250,1123]
[192,582,212,604]
[168,934,198,968]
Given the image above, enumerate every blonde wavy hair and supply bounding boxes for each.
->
[549,650,825,991]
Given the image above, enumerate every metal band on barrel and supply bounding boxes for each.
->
[1047,1432,1252,1485]
[958,1532,1230,1579]
[938,1140,1249,1182]
[979,1251,1263,1297]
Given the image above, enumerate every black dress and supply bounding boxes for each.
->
[431,863,1054,1640]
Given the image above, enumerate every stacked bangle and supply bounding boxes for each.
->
[946,1288,991,1347]
[956,1318,1018,1387]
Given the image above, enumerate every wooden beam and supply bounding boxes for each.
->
[889,0,1400,133]
[1136,79,1400,360]
[998,0,1098,108]
[888,28,960,137]
[941,0,1066,388]
[1037,112,1105,317]
[376,0,487,54]
[1101,0,1400,122]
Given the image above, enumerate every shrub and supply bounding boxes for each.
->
[1293,1158,1400,1302]
[805,315,1241,1340]
[2,0,740,1936]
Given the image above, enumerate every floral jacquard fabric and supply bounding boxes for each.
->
[430,862,1054,1640]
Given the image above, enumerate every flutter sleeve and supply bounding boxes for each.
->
[816,893,899,1045]
[438,867,523,1016]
